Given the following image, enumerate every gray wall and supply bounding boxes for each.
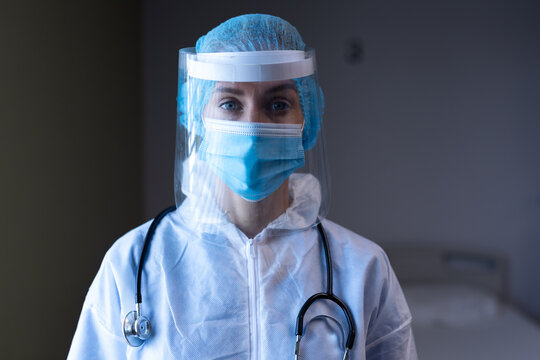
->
[1,1,142,358]
[143,0,540,320]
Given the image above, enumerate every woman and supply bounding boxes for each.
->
[68,14,417,359]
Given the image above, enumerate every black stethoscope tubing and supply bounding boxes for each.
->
[125,206,356,358]
[136,206,177,305]
[294,222,356,359]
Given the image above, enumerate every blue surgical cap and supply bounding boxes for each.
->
[178,14,323,150]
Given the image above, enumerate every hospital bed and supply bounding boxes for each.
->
[385,247,540,360]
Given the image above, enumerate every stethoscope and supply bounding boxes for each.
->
[123,206,356,359]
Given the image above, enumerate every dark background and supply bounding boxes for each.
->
[1,0,539,358]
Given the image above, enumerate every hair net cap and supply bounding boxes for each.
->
[178,13,323,150]
[196,14,306,53]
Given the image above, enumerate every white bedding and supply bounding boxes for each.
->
[404,284,540,360]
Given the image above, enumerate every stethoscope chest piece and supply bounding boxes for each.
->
[123,309,152,347]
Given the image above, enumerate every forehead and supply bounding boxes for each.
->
[212,80,298,95]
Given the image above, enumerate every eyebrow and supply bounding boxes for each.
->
[265,82,298,94]
[213,86,245,95]
[213,82,298,96]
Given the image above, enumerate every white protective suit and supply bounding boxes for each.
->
[68,174,417,359]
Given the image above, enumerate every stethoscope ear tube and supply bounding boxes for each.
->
[295,293,356,350]
[294,222,356,358]
[136,206,177,304]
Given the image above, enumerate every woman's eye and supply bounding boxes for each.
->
[220,101,239,111]
[270,101,289,112]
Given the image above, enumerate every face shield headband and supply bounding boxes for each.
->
[186,49,315,82]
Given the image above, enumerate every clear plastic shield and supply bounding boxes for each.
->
[175,48,330,230]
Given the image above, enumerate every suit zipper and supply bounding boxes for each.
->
[246,239,259,360]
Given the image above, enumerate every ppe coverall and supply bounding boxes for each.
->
[68,174,417,359]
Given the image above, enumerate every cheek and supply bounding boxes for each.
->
[290,107,305,125]
[202,96,217,118]
[202,100,229,120]
[278,107,304,125]
[202,104,210,117]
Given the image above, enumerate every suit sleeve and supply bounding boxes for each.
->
[364,251,418,360]
[67,251,128,359]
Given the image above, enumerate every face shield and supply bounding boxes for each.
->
[175,48,330,224]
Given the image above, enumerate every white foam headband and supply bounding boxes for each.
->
[186,50,315,82]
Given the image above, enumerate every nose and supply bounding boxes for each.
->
[243,102,272,123]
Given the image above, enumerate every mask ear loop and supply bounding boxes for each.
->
[294,222,356,360]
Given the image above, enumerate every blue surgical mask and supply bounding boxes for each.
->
[199,118,305,201]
